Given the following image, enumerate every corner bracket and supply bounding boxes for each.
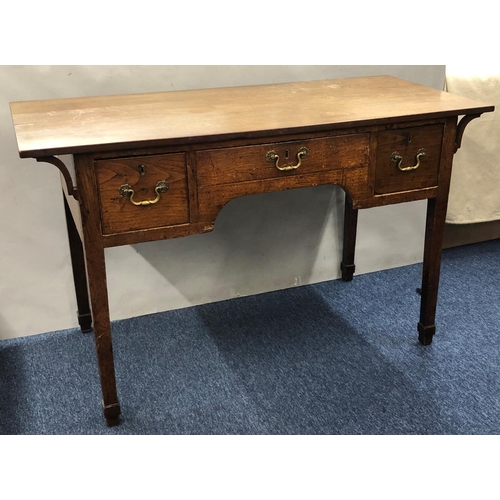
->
[37,156,78,200]
[455,114,481,153]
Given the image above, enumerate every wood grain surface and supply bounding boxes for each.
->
[10,76,494,158]
[195,133,370,186]
[95,153,189,234]
[375,123,444,194]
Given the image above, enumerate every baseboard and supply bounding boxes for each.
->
[443,220,500,248]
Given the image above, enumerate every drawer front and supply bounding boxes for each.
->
[196,134,370,187]
[95,153,189,234]
[375,124,443,194]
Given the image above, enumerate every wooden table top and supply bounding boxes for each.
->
[10,75,494,158]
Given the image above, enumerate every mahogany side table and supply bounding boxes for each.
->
[10,76,494,426]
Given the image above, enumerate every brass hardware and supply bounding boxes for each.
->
[266,146,309,171]
[119,180,169,206]
[391,148,426,172]
[138,164,146,175]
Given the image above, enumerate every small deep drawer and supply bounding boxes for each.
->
[95,153,189,234]
[374,124,443,195]
[195,134,370,187]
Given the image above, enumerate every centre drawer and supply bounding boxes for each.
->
[95,153,189,234]
[195,134,370,187]
[375,124,444,195]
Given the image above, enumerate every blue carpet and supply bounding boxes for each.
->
[1,239,499,434]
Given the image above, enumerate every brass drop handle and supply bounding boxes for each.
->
[119,180,169,206]
[266,146,309,171]
[391,148,426,172]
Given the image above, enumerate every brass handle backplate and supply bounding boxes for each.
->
[266,146,309,171]
[119,180,169,206]
[391,148,426,172]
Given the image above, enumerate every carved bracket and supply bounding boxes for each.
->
[455,114,481,153]
[36,156,78,200]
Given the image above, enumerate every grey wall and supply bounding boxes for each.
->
[0,65,446,340]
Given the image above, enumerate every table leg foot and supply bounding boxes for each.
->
[417,322,436,345]
[341,194,358,282]
[340,262,355,281]
[103,402,121,427]
[78,311,93,333]
[64,194,93,336]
